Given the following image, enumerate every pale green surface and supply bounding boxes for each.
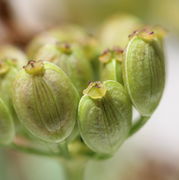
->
[78,80,132,154]
[99,14,141,49]
[0,99,14,145]
[123,36,165,116]
[12,62,79,143]
[100,59,123,84]
[35,44,93,95]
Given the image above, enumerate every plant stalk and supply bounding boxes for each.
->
[62,158,88,180]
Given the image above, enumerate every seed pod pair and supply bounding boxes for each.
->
[34,43,93,95]
[0,98,14,145]
[78,81,132,155]
[12,61,79,143]
[123,27,166,116]
[99,48,123,84]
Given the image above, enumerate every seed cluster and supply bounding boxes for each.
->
[0,17,166,160]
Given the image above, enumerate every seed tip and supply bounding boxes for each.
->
[83,81,107,99]
[24,60,45,76]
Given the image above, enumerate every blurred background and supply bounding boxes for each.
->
[0,0,179,179]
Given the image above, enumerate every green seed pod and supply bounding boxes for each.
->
[0,63,17,117]
[99,14,142,49]
[26,25,90,59]
[123,27,165,116]
[78,81,132,155]
[0,98,15,145]
[34,43,93,95]
[12,61,79,143]
[0,45,27,69]
[99,48,123,84]
[81,34,99,61]
[66,126,79,143]
[0,46,27,120]
[27,25,100,80]
[80,34,100,80]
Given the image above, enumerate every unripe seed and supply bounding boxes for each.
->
[26,25,92,59]
[0,45,27,69]
[0,46,27,120]
[27,25,100,80]
[34,43,93,95]
[99,48,123,84]
[99,14,142,49]
[0,63,18,117]
[12,61,79,143]
[78,80,132,155]
[123,27,165,116]
[0,98,14,145]
[0,46,27,101]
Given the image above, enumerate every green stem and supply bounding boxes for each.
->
[62,158,87,180]
[129,115,150,137]
[7,143,61,157]
[58,141,70,159]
